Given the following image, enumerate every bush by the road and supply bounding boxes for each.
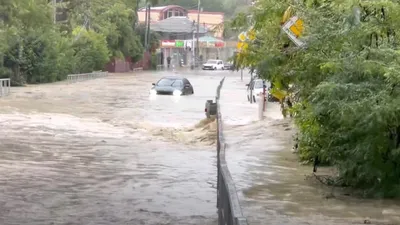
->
[232,0,400,197]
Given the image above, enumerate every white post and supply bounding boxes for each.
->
[0,80,3,97]
[258,93,264,120]
[192,32,195,69]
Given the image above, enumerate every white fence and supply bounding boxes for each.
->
[67,71,108,84]
[156,65,165,70]
[0,78,11,97]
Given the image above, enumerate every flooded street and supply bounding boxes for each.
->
[220,74,400,225]
[0,70,227,225]
[1,70,400,225]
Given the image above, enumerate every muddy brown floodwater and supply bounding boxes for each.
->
[220,75,400,225]
[0,70,229,225]
[1,70,400,225]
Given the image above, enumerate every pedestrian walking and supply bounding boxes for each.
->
[167,56,171,69]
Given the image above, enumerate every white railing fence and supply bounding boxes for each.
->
[67,71,108,84]
[0,78,11,97]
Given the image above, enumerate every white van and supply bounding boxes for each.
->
[202,59,224,70]
[246,79,271,103]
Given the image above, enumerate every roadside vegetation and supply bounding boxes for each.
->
[0,0,143,85]
[232,0,400,198]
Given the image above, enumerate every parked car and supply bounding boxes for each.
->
[246,79,271,103]
[202,59,224,70]
[150,76,194,96]
[224,61,234,70]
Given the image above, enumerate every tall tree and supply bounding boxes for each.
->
[233,0,400,197]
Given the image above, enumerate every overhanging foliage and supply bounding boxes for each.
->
[232,0,400,197]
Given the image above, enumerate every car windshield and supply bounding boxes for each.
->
[206,60,217,64]
[157,78,178,86]
[157,78,183,87]
[254,81,263,88]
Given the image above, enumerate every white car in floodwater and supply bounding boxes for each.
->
[202,59,224,70]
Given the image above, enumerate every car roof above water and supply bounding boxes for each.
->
[161,76,184,80]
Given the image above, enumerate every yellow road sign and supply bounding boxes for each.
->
[236,42,248,51]
[289,18,304,37]
[248,28,256,41]
[238,32,247,42]
[282,16,305,47]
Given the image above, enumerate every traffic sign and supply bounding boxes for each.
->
[289,18,303,37]
[282,16,305,47]
[238,32,247,42]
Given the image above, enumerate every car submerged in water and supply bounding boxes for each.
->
[223,60,234,70]
[150,76,194,96]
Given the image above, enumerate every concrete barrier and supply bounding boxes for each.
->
[216,77,249,225]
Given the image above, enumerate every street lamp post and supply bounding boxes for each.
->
[196,0,201,66]
[191,21,195,70]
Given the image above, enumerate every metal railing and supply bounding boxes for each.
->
[67,71,108,84]
[0,78,11,97]
[216,77,249,225]
[156,64,165,70]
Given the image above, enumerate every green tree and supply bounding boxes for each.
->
[233,0,400,197]
[67,0,144,61]
[0,0,144,84]
[72,28,110,73]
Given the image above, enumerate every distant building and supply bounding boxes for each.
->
[149,16,208,67]
[137,5,224,38]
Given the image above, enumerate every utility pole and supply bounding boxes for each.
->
[144,3,148,49]
[146,3,151,50]
[191,20,195,69]
[196,0,201,66]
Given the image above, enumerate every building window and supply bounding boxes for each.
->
[174,10,179,16]
[168,10,173,17]
[179,11,183,16]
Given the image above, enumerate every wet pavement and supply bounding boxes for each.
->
[220,74,400,225]
[0,70,229,225]
[1,69,400,225]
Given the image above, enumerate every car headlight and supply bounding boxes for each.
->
[173,90,182,96]
[150,89,157,95]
